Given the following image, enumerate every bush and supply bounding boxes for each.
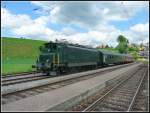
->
[130,51,140,60]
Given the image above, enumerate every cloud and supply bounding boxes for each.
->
[57,24,122,47]
[60,27,78,36]
[127,22,149,44]
[31,1,149,28]
[1,7,56,41]
[130,22,149,33]
[1,7,119,47]
[102,1,148,20]
[1,8,32,28]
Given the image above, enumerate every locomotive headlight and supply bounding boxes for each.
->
[45,59,51,68]
[46,59,49,63]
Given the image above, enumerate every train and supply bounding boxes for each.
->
[32,41,134,75]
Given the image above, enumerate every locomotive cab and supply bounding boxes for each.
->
[35,42,59,75]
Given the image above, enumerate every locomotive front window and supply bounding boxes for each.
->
[39,54,50,62]
[44,43,57,51]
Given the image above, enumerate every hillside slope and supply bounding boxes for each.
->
[2,37,47,75]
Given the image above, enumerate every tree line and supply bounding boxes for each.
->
[97,35,146,60]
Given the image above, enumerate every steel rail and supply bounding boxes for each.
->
[127,70,147,111]
[2,71,37,78]
[82,74,132,111]
[2,63,135,86]
[2,75,50,86]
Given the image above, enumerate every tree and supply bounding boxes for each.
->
[117,35,128,43]
[117,35,129,45]
[116,35,129,54]
[140,42,144,51]
[130,51,140,60]
[105,44,109,48]
[128,43,139,52]
[116,43,126,53]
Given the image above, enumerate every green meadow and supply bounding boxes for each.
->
[2,37,46,75]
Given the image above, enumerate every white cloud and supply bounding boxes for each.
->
[61,27,78,36]
[130,22,149,33]
[58,24,122,47]
[1,8,56,41]
[31,1,149,28]
[1,8,32,28]
[1,7,119,47]
[126,22,149,44]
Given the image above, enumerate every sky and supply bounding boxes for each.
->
[1,1,149,47]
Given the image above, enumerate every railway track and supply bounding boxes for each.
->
[2,71,37,78]
[69,65,148,111]
[131,69,149,111]
[1,63,135,86]
[2,63,136,105]
[2,73,49,86]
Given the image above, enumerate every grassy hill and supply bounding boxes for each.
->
[2,37,47,75]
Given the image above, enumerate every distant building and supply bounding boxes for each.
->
[139,42,149,59]
[96,44,108,48]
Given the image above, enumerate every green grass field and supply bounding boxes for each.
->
[2,37,46,75]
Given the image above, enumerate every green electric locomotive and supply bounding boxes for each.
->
[33,41,133,75]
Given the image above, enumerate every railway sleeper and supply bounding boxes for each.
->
[102,100,129,109]
[114,92,134,97]
[116,90,135,94]
[132,107,147,111]
[107,96,132,103]
[101,102,126,111]
[95,106,115,111]
[108,95,132,100]
[104,99,130,108]
[120,86,139,90]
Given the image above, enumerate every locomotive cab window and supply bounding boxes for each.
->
[44,43,57,52]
